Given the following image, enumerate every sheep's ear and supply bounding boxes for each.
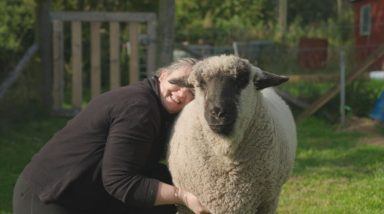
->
[253,71,289,90]
[168,77,194,88]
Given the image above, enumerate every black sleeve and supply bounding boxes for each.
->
[101,99,160,207]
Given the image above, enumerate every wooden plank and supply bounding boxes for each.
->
[90,22,101,97]
[297,46,384,122]
[146,20,157,77]
[129,22,140,84]
[109,22,120,89]
[71,21,82,109]
[50,12,156,22]
[52,20,64,110]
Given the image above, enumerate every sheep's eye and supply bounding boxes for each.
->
[236,74,249,88]
[197,80,206,89]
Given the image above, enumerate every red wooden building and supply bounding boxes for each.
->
[351,0,384,70]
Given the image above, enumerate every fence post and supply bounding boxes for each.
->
[147,20,157,77]
[129,22,140,83]
[71,21,83,109]
[37,0,53,111]
[340,48,346,127]
[90,22,101,98]
[157,0,174,67]
[52,20,64,110]
[233,42,239,56]
[278,0,287,40]
[109,22,121,89]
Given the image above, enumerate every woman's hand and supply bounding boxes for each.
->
[176,187,211,214]
[154,182,210,214]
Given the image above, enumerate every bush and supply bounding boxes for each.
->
[344,80,384,117]
[0,0,36,82]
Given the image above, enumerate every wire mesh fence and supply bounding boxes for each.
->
[175,38,384,121]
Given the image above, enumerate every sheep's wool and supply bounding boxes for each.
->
[167,56,297,214]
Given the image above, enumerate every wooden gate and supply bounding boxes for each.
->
[50,12,156,114]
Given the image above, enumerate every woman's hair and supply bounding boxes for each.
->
[155,58,198,77]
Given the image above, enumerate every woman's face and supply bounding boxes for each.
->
[158,68,195,114]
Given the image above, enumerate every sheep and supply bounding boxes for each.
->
[167,55,297,214]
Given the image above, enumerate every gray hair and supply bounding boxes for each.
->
[155,58,198,77]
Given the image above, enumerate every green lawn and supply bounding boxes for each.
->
[278,118,384,213]
[0,116,383,213]
[0,117,68,214]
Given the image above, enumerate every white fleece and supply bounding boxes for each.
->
[167,58,297,214]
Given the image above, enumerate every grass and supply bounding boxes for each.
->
[278,118,384,213]
[0,116,383,213]
[0,116,68,213]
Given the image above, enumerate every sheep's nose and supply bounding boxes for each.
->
[210,106,227,119]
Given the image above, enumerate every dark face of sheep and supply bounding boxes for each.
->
[196,71,250,135]
[171,55,289,136]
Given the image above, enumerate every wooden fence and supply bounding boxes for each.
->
[50,12,156,113]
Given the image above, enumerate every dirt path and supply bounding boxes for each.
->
[342,117,384,147]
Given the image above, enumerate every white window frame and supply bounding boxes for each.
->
[360,4,372,36]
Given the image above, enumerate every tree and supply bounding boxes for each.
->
[157,0,175,66]
[287,0,337,25]
[0,0,36,81]
[175,0,276,45]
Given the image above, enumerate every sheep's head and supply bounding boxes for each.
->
[172,55,288,136]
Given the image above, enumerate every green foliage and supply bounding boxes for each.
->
[0,0,43,133]
[0,0,36,81]
[287,0,337,25]
[284,16,354,47]
[175,0,276,44]
[175,0,354,46]
[339,80,384,117]
[0,0,35,51]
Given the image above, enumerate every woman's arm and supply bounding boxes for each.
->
[155,182,210,214]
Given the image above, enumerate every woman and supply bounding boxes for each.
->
[13,58,210,214]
